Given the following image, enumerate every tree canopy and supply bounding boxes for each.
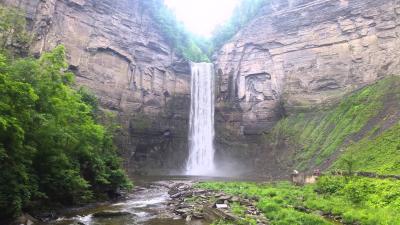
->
[140,0,210,62]
[0,6,132,220]
[211,0,267,51]
[0,45,132,219]
[141,0,268,60]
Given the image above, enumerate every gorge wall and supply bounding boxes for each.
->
[2,0,400,177]
[0,0,192,174]
[214,0,400,176]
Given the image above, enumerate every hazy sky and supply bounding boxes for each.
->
[164,0,240,38]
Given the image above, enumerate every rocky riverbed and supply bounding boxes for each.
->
[14,177,270,225]
[167,182,269,225]
[14,179,195,225]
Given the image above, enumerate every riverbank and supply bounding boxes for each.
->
[9,174,400,225]
[8,175,271,225]
[21,179,197,225]
[167,181,269,224]
[195,176,400,225]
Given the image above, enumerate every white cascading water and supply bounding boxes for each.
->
[186,62,215,176]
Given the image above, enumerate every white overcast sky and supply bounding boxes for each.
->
[164,0,240,38]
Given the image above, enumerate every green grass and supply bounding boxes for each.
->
[198,176,400,225]
[212,218,257,225]
[332,121,400,175]
[230,202,246,216]
[268,76,400,172]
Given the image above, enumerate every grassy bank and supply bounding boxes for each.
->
[198,176,400,225]
[267,76,400,173]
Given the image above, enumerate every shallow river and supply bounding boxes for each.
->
[43,175,271,225]
[45,176,207,225]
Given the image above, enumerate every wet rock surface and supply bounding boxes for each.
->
[38,180,195,225]
[167,182,269,224]
[12,177,273,225]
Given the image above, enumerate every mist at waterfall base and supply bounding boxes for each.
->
[186,62,216,176]
[182,62,252,178]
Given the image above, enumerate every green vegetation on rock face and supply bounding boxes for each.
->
[332,122,400,175]
[0,6,31,58]
[211,0,267,51]
[268,76,400,173]
[140,0,209,62]
[0,45,132,219]
[140,0,270,60]
[130,113,152,132]
[199,176,400,225]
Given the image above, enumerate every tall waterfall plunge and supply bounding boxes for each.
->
[186,63,215,176]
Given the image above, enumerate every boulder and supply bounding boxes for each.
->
[174,208,191,216]
[168,183,191,196]
[12,213,38,225]
[231,196,240,202]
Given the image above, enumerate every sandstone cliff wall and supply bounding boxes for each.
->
[215,0,400,135]
[213,0,400,177]
[0,0,192,173]
[4,0,400,176]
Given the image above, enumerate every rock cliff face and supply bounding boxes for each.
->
[215,0,400,135]
[3,0,400,176]
[214,0,400,175]
[0,0,191,173]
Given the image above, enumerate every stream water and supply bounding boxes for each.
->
[43,176,206,225]
[39,175,277,225]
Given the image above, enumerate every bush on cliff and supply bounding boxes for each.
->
[140,0,269,59]
[0,45,132,219]
[0,6,31,58]
[211,0,267,51]
[140,0,209,62]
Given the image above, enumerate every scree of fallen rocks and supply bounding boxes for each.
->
[166,181,269,225]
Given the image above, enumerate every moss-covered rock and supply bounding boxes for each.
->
[266,76,400,174]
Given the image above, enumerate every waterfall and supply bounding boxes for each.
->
[186,62,215,176]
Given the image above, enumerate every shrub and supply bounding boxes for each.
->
[315,176,345,194]
[139,0,209,62]
[0,46,132,219]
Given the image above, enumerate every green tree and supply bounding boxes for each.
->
[140,0,210,62]
[0,46,131,219]
[0,54,39,218]
[211,0,267,51]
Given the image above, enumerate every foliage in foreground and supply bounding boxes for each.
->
[199,176,400,225]
[268,76,400,173]
[0,46,132,219]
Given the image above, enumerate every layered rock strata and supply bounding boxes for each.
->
[215,0,400,135]
[214,0,400,175]
[1,0,192,173]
